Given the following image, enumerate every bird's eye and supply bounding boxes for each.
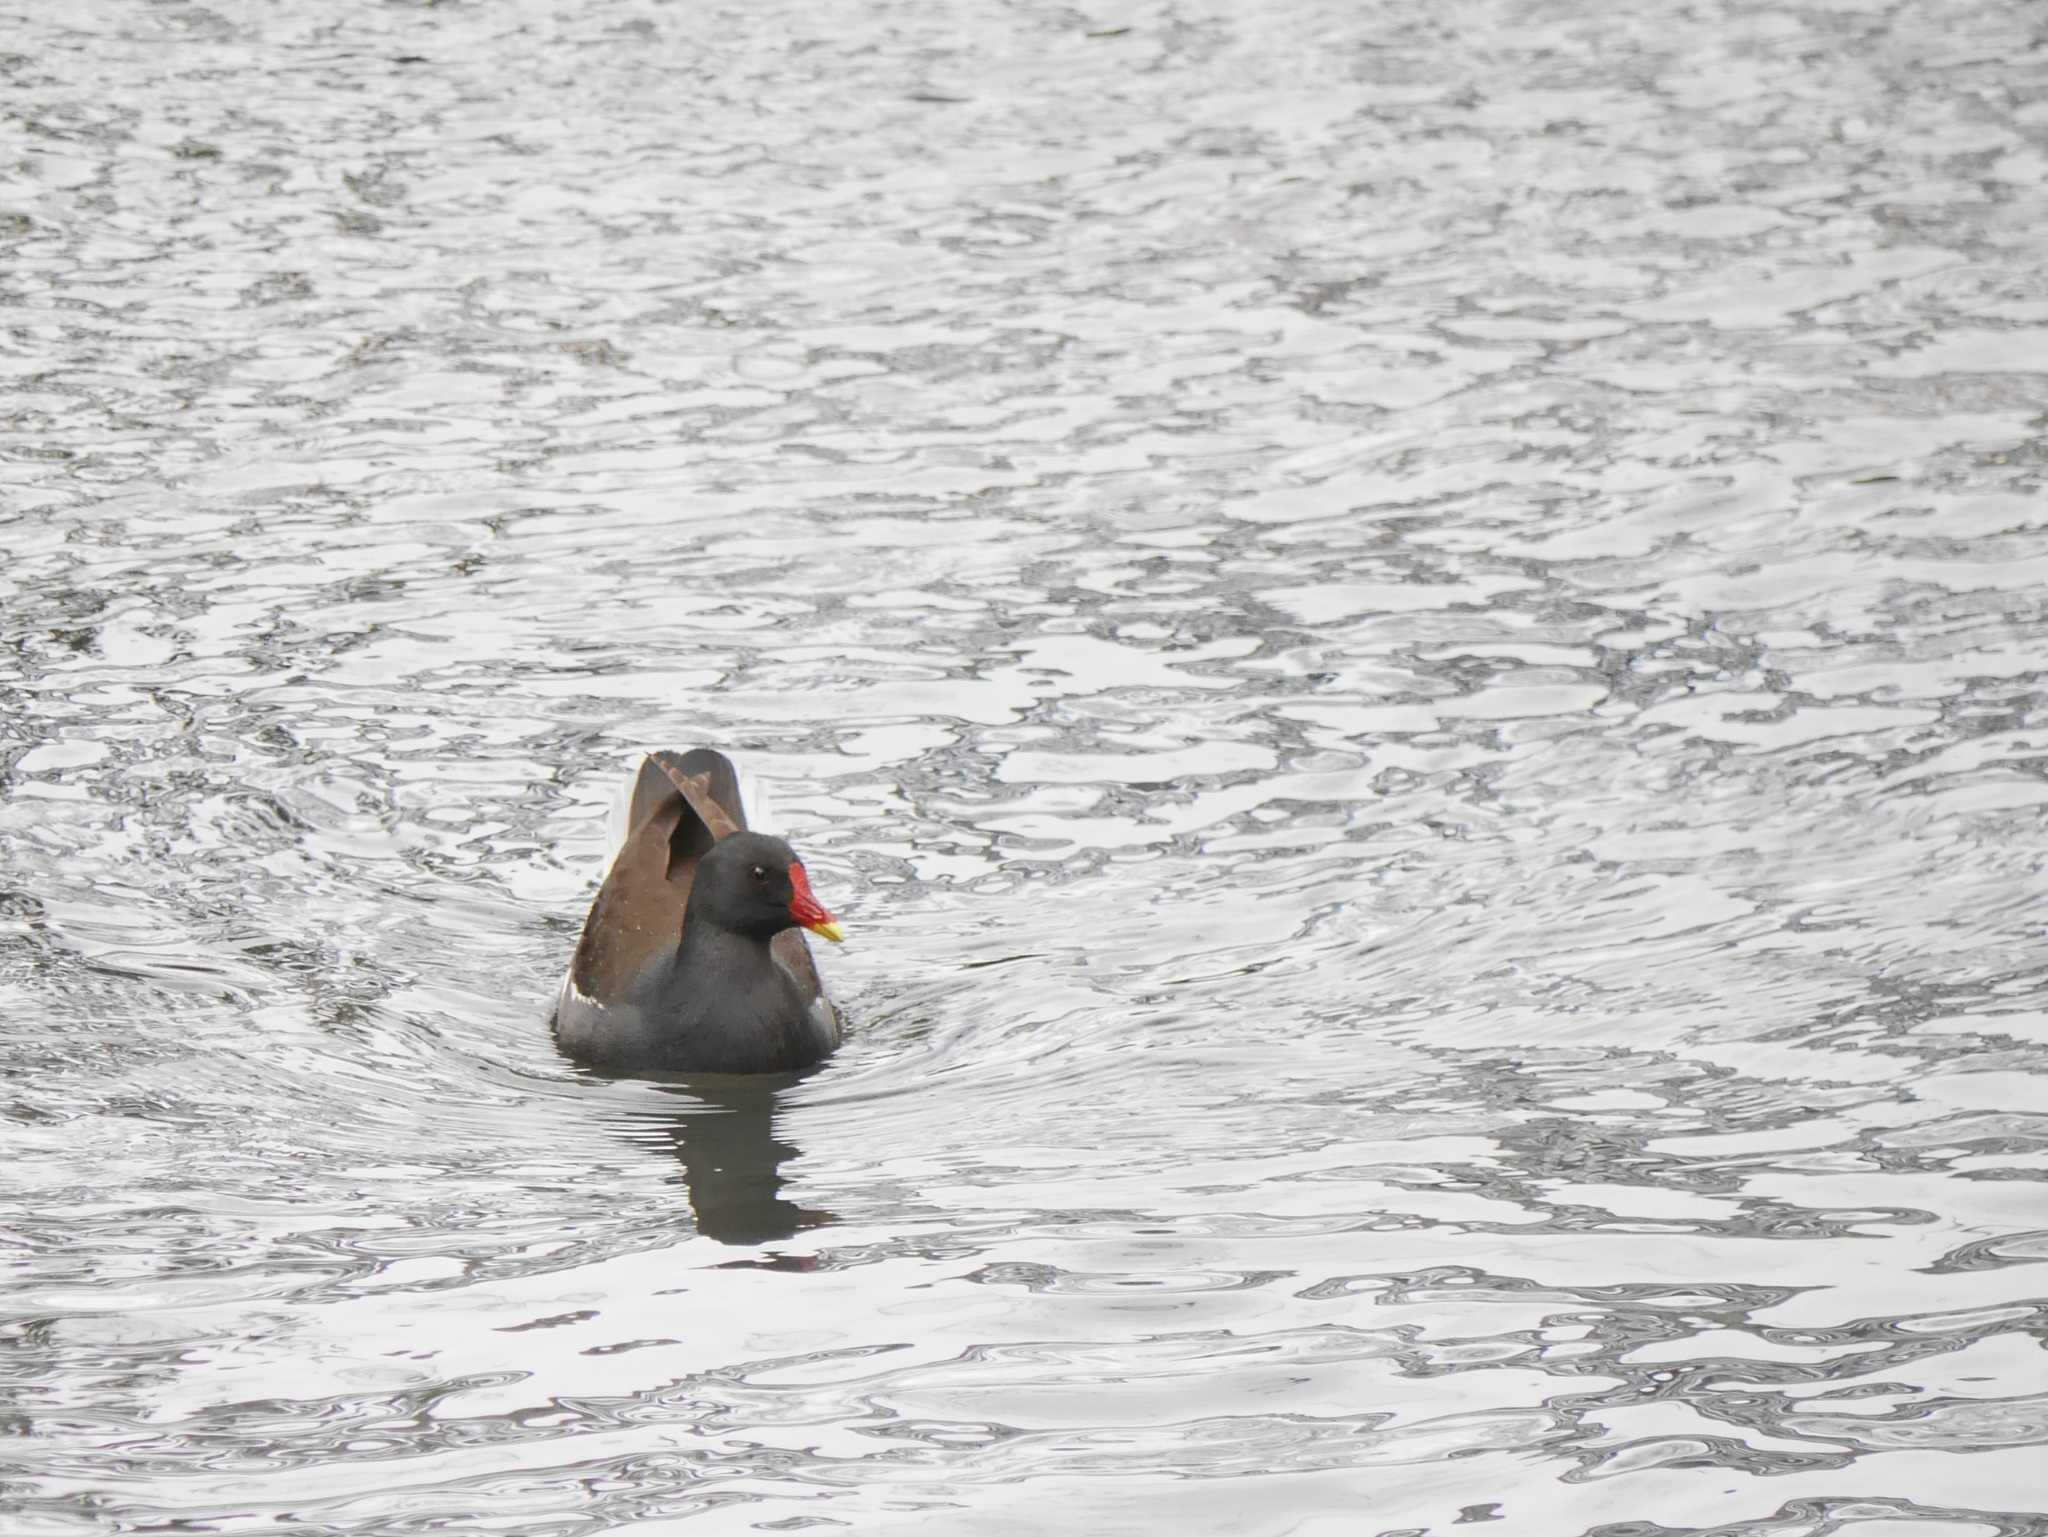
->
[750,865,767,883]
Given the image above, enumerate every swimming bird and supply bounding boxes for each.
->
[553,749,843,1074]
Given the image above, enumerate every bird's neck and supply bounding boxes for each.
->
[673,913,778,977]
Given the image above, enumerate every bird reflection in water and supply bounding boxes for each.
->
[631,1070,830,1247]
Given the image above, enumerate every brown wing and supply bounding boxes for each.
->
[772,922,829,1009]
[567,749,735,1004]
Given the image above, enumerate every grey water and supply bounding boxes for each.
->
[4,0,2048,1532]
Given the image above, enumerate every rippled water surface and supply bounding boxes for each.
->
[7,0,2048,1531]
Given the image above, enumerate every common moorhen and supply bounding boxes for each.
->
[552,749,844,1074]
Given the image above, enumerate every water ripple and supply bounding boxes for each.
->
[6,0,2048,1532]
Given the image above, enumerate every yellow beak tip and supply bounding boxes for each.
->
[807,921,846,945]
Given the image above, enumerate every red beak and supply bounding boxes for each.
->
[787,861,844,943]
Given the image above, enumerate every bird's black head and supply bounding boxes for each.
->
[687,830,843,945]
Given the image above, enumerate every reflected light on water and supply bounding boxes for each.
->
[4,0,2048,1532]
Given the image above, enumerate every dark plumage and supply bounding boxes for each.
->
[552,749,842,1075]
